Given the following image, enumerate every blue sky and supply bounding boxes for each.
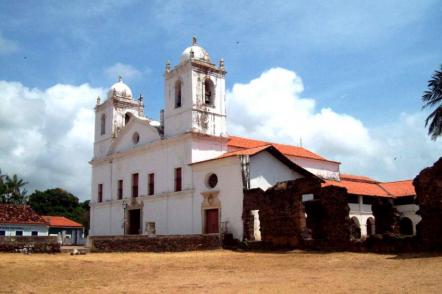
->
[1,0,441,122]
[0,0,441,199]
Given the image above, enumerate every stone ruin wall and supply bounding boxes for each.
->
[413,157,442,251]
[242,178,321,248]
[371,198,400,235]
[304,186,351,250]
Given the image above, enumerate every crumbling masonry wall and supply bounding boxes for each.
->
[304,186,351,250]
[371,198,400,235]
[242,178,321,248]
[413,157,442,250]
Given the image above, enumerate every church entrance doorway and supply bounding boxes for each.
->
[128,209,141,235]
[205,209,219,234]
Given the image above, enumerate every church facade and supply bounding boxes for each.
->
[89,38,418,240]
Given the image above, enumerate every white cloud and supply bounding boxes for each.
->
[227,67,442,181]
[0,32,18,54]
[0,68,440,201]
[105,62,142,81]
[0,81,104,200]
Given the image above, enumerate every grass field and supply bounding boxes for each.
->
[0,250,441,293]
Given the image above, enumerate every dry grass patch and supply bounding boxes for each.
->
[0,250,441,293]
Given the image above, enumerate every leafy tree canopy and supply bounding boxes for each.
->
[28,188,86,224]
[0,170,28,204]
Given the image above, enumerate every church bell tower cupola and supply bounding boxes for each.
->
[163,37,227,138]
[93,77,144,159]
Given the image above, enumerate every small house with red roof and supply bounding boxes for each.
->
[42,216,84,245]
[89,38,418,241]
[0,204,49,236]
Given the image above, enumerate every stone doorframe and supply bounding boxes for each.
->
[123,198,144,235]
[201,191,221,234]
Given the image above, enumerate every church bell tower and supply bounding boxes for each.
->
[93,77,144,159]
[163,37,227,138]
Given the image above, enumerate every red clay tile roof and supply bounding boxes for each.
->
[42,216,83,228]
[323,175,415,198]
[220,145,271,158]
[379,180,415,197]
[323,179,391,197]
[228,136,338,163]
[340,173,378,183]
[0,204,48,225]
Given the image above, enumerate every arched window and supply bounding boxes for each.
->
[175,80,182,108]
[350,217,361,240]
[125,113,131,125]
[204,79,215,105]
[100,114,106,135]
[366,217,375,236]
[400,217,413,235]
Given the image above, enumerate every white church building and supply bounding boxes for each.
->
[89,38,418,240]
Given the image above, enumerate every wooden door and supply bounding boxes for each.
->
[205,209,219,234]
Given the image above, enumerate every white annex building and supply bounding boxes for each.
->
[89,37,418,240]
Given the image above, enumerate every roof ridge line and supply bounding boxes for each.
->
[377,182,393,197]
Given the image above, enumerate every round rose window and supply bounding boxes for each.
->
[207,173,218,188]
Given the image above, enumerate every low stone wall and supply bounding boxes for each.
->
[90,234,221,252]
[0,236,60,253]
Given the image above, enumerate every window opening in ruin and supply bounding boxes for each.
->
[366,217,375,236]
[175,80,182,108]
[399,217,413,235]
[251,210,261,241]
[350,217,361,239]
[125,113,131,125]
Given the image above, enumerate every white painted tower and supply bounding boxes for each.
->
[163,37,227,138]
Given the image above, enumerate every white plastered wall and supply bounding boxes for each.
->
[250,152,304,190]
[289,156,340,180]
[192,157,244,239]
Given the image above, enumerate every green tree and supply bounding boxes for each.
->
[0,170,6,203]
[423,65,442,140]
[28,188,80,221]
[28,188,90,233]
[0,171,28,204]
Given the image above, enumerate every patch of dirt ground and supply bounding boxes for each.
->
[0,250,441,293]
